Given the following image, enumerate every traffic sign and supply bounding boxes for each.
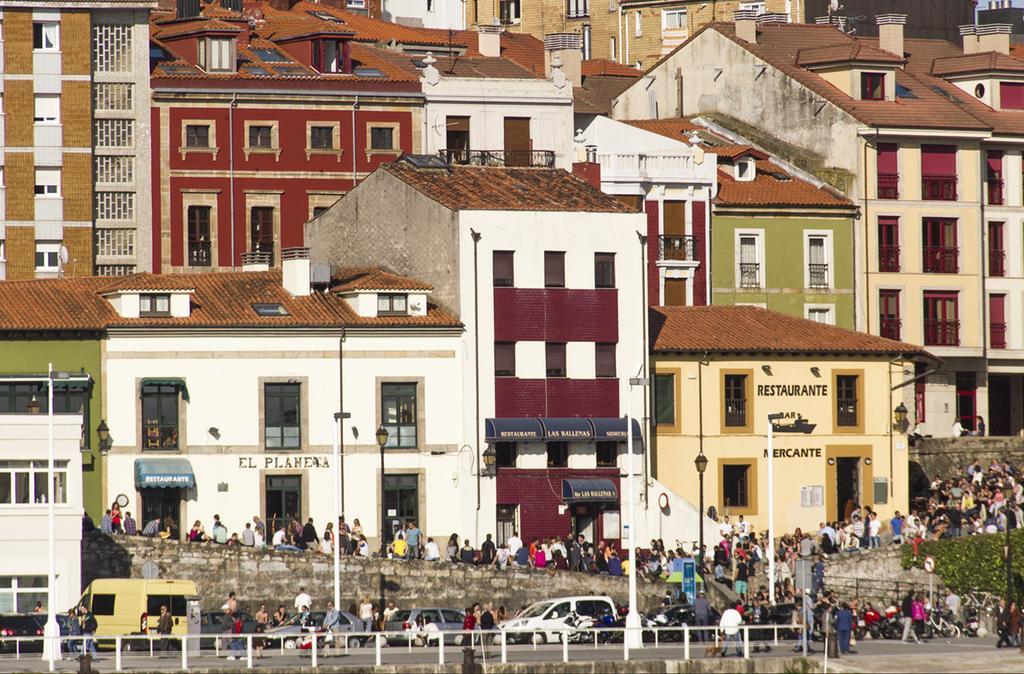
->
[923,555,935,574]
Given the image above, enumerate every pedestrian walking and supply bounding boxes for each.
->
[359,598,374,633]
[718,605,743,657]
[911,594,927,640]
[836,603,854,654]
[322,601,341,655]
[79,605,99,657]
[156,604,175,652]
[694,590,711,642]
[996,599,1013,648]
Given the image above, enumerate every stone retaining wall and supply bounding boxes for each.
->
[823,546,940,605]
[912,437,1024,481]
[82,532,676,613]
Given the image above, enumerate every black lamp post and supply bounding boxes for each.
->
[376,425,389,557]
[694,452,709,576]
[482,446,496,476]
[893,402,909,434]
[96,420,112,452]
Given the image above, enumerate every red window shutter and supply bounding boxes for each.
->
[990,294,1006,323]
[691,200,707,306]
[921,145,956,176]
[1001,82,1024,110]
[877,143,898,173]
[987,150,1003,174]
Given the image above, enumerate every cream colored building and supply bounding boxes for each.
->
[651,305,930,533]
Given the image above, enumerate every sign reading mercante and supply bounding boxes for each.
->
[762,447,823,459]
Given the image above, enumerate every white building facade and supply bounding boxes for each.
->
[100,260,471,548]
[0,414,84,613]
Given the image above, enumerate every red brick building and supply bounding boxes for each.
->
[150,0,426,272]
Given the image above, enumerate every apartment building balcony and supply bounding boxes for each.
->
[659,235,699,264]
[991,322,1007,349]
[880,317,902,341]
[440,149,555,168]
[595,152,704,184]
[922,246,958,274]
[188,241,211,267]
[877,173,899,199]
[921,175,957,201]
[878,245,900,273]
[808,263,829,289]
[739,263,761,289]
[987,178,1005,205]
[990,249,1005,277]
[924,319,960,347]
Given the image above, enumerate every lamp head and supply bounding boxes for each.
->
[694,452,709,474]
[482,446,496,471]
[375,425,389,448]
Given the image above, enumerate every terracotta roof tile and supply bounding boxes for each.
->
[581,59,642,78]
[651,305,926,355]
[715,159,852,208]
[930,51,1024,76]
[288,1,455,47]
[382,160,638,213]
[154,17,243,39]
[574,75,635,115]
[427,55,537,79]
[795,42,904,67]
[0,271,458,332]
[331,268,432,292]
[622,118,701,139]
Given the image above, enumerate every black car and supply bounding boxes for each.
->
[0,614,45,654]
[199,611,257,650]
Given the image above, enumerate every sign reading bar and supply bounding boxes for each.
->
[238,456,331,469]
[762,447,822,459]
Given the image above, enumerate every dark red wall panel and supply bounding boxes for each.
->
[494,378,619,418]
[493,288,618,342]
[692,200,707,306]
[496,468,619,543]
[646,200,659,306]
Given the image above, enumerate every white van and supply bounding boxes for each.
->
[498,595,617,644]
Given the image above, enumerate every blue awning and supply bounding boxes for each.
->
[540,418,595,441]
[591,418,643,443]
[485,418,544,442]
[134,458,196,489]
[562,478,618,503]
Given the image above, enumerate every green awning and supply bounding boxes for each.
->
[140,378,189,402]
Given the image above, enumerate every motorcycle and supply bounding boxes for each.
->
[556,611,596,644]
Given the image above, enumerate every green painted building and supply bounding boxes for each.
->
[0,337,105,519]
[710,150,857,329]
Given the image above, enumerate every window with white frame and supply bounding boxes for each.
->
[663,8,687,30]
[806,306,834,325]
[0,576,50,613]
[33,95,59,125]
[0,460,68,505]
[610,36,617,60]
[0,240,5,262]
[635,11,642,37]
[735,157,756,181]
[35,241,61,271]
[33,22,59,51]
[740,1,766,13]
[34,169,60,197]
[200,37,235,73]
[805,232,832,289]
[737,233,762,288]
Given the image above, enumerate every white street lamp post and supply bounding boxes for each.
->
[625,372,648,648]
[331,411,349,611]
[767,412,785,607]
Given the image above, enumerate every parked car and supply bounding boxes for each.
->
[0,614,45,653]
[199,610,257,650]
[264,610,367,650]
[498,596,617,644]
[383,608,466,646]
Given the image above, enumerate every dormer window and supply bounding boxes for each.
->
[140,293,171,317]
[312,39,347,74]
[198,37,236,73]
[861,72,885,101]
[735,158,755,182]
[377,293,408,316]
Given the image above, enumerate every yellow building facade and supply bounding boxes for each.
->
[651,305,930,533]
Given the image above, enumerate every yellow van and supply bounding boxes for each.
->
[78,578,199,638]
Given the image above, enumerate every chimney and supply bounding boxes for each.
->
[282,248,311,297]
[735,9,757,44]
[544,32,582,88]
[876,14,907,57]
[572,160,601,191]
[977,23,1012,54]
[478,23,501,58]
[365,0,382,19]
[176,0,200,19]
[960,24,979,54]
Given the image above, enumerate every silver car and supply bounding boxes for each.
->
[264,610,368,650]
[383,608,466,646]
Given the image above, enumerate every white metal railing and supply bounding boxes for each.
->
[596,153,700,181]
[0,623,812,669]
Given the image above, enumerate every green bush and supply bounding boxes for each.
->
[901,530,1024,596]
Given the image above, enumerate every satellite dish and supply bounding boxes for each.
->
[59,246,69,265]
[140,561,160,580]
[829,0,840,11]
